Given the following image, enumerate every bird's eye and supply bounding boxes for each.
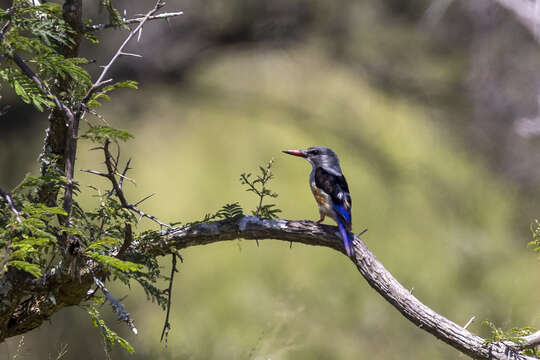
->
[310,149,320,155]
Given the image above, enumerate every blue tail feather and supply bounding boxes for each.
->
[333,204,351,223]
[337,220,354,257]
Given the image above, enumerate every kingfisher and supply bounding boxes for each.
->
[282,146,354,257]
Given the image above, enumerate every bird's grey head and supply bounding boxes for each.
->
[282,146,342,174]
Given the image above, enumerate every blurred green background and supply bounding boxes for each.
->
[2,0,540,359]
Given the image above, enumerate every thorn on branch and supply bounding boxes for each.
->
[80,169,109,178]
[119,52,142,58]
[119,158,132,190]
[463,316,476,330]
[134,193,156,207]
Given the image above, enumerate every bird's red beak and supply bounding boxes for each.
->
[282,149,307,158]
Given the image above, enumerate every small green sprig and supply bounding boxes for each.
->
[482,321,537,356]
[240,159,281,219]
[527,220,540,253]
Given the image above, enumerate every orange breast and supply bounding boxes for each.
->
[311,186,328,207]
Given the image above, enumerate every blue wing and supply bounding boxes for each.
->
[314,167,354,257]
[314,167,352,229]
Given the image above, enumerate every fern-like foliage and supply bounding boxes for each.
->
[0,1,92,110]
[215,202,244,220]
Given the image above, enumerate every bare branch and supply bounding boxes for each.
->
[160,253,179,345]
[85,11,184,32]
[102,140,169,228]
[83,0,167,104]
[149,216,535,360]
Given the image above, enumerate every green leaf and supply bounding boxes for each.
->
[86,253,143,273]
[81,125,134,144]
[8,260,42,277]
[87,307,135,354]
[86,237,121,251]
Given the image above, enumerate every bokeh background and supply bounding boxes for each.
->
[2,0,540,359]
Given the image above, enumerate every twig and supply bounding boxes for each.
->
[93,277,137,334]
[358,228,368,236]
[0,188,23,224]
[85,11,184,32]
[160,252,179,345]
[0,20,11,43]
[7,52,74,122]
[117,223,133,259]
[82,142,169,228]
[102,140,170,228]
[115,172,136,187]
[83,0,167,104]
[119,158,132,190]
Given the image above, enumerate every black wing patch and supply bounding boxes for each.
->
[314,167,352,223]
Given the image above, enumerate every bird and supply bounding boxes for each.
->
[282,146,354,257]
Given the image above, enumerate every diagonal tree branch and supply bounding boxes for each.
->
[83,0,167,104]
[0,216,536,359]
[85,11,184,32]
